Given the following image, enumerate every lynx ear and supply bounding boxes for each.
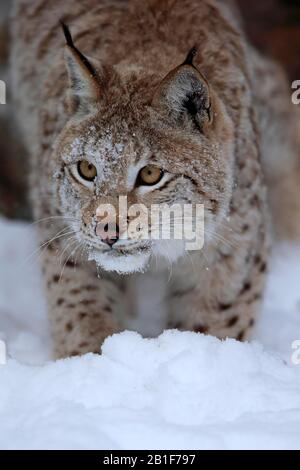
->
[152,48,212,130]
[61,22,102,116]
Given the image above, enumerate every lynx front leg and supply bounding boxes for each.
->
[168,287,260,341]
[167,254,267,341]
[41,244,123,359]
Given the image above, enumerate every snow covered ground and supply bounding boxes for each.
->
[0,216,300,450]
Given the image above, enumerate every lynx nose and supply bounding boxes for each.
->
[96,222,119,247]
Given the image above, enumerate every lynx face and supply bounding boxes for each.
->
[54,27,234,274]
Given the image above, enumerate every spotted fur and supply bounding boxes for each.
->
[10,0,300,358]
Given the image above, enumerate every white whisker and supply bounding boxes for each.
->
[22,226,76,267]
[59,240,82,283]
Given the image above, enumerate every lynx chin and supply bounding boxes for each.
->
[11,0,300,358]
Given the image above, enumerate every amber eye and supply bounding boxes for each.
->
[138,165,164,186]
[77,160,97,182]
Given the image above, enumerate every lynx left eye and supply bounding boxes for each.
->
[77,160,97,182]
[138,165,164,186]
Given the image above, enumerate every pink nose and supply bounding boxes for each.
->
[96,223,119,247]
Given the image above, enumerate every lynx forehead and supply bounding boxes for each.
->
[11,0,300,358]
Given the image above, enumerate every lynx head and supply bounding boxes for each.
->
[55,24,234,274]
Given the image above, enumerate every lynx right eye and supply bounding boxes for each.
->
[77,160,97,182]
[137,165,164,186]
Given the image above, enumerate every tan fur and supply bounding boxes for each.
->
[10,0,299,358]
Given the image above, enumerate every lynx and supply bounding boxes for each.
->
[10,0,300,358]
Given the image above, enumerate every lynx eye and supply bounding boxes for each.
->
[138,165,164,186]
[77,160,97,182]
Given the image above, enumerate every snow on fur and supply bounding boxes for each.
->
[0,217,300,450]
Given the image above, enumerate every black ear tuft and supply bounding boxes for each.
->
[60,21,97,78]
[182,47,198,67]
[60,21,75,48]
[61,20,103,116]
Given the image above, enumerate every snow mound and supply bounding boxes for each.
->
[1,217,300,449]
[1,330,300,450]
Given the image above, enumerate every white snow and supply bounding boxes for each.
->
[0,217,300,450]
